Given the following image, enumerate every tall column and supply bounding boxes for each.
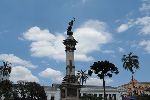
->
[63,35,77,76]
[60,18,80,100]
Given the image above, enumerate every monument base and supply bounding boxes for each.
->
[60,75,80,100]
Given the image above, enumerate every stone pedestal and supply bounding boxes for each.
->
[60,75,80,100]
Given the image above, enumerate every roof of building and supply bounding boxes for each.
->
[82,85,117,89]
[48,83,117,89]
[120,79,150,87]
[139,82,150,84]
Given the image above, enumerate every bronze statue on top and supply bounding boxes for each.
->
[67,18,75,35]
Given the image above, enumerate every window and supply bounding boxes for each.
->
[99,94,102,97]
[113,94,116,100]
[94,94,97,97]
[51,96,54,100]
[83,93,86,96]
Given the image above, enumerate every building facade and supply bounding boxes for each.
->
[120,79,150,95]
[44,85,60,100]
[45,80,150,100]
[80,85,120,100]
[45,84,126,100]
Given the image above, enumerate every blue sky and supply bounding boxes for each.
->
[0,0,150,86]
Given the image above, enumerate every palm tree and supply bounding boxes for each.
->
[77,70,88,86]
[0,61,12,77]
[88,60,119,100]
[122,52,139,95]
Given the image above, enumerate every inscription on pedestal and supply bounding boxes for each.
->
[67,88,77,97]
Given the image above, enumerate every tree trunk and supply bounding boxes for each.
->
[103,78,106,100]
[81,75,84,86]
[132,73,134,96]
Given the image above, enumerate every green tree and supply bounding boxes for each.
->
[122,52,139,95]
[15,81,29,99]
[0,61,12,79]
[15,81,47,100]
[26,82,47,100]
[0,61,13,100]
[0,80,13,100]
[77,70,88,86]
[88,60,119,100]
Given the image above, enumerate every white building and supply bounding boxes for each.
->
[81,85,119,100]
[44,84,127,100]
[44,84,60,100]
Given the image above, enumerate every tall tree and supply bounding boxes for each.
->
[15,81,29,99]
[88,60,119,100]
[26,82,47,100]
[15,81,47,100]
[77,70,88,86]
[122,52,139,95]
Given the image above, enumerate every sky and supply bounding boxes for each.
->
[0,0,150,87]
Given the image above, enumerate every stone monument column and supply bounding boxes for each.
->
[60,18,80,100]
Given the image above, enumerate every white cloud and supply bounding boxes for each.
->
[74,20,112,53]
[116,19,135,33]
[139,40,150,53]
[118,47,125,53]
[117,0,150,34]
[39,68,63,83]
[82,0,88,4]
[23,20,112,62]
[23,26,65,61]
[102,50,115,54]
[74,20,112,61]
[86,77,113,86]
[117,24,129,33]
[117,16,150,35]
[0,54,37,68]
[139,0,150,15]
[135,16,150,35]
[0,54,39,83]
[10,66,39,83]
[23,26,55,41]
